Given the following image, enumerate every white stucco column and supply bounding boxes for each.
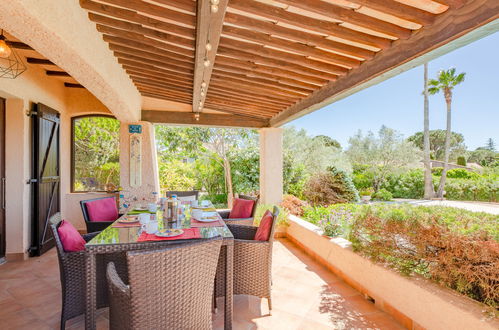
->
[259,128,283,205]
[119,122,160,201]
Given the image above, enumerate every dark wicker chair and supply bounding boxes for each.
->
[217,206,279,315]
[80,196,120,233]
[218,194,259,226]
[165,190,200,201]
[106,238,222,330]
[49,213,110,329]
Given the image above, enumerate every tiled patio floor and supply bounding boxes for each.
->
[0,238,403,329]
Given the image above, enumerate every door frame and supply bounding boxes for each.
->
[0,97,5,262]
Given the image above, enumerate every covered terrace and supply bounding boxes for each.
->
[0,0,497,329]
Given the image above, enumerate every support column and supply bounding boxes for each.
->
[119,122,160,201]
[259,128,283,205]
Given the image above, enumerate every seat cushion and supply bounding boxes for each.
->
[57,220,86,252]
[229,198,255,219]
[86,197,118,222]
[254,210,273,241]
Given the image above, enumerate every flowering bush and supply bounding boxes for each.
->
[317,206,354,237]
[280,194,307,216]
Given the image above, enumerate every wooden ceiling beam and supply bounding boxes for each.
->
[432,0,466,9]
[224,12,375,60]
[150,0,197,13]
[103,35,194,57]
[92,0,196,27]
[212,68,313,94]
[208,84,294,106]
[192,0,229,113]
[46,71,70,77]
[222,25,361,68]
[229,0,391,49]
[81,0,195,38]
[270,0,499,127]
[208,80,299,103]
[26,57,54,65]
[214,62,319,90]
[94,19,194,48]
[210,73,306,98]
[125,69,193,86]
[217,46,338,80]
[109,44,193,67]
[64,83,84,88]
[6,41,32,50]
[140,92,192,104]
[273,0,411,39]
[114,53,193,74]
[204,97,282,112]
[215,55,327,85]
[132,78,193,94]
[121,64,193,82]
[142,110,269,128]
[220,37,349,75]
[345,0,435,25]
[118,58,192,78]
[206,89,289,108]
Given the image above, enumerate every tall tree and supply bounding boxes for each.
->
[422,63,434,199]
[485,138,496,151]
[407,130,466,161]
[346,126,421,191]
[428,68,466,198]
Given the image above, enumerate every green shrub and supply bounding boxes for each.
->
[353,172,374,190]
[382,169,424,199]
[457,156,467,166]
[432,167,443,176]
[372,188,392,201]
[446,168,480,179]
[303,167,359,205]
[359,187,374,196]
[444,178,498,202]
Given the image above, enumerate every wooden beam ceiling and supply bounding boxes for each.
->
[192,0,228,114]
[75,0,497,128]
[141,110,269,128]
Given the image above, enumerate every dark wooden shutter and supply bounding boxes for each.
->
[29,103,60,256]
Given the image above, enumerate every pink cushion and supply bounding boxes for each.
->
[254,210,273,241]
[57,220,86,252]
[229,198,255,219]
[86,197,118,222]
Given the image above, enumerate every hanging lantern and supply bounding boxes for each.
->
[0,31,27,79]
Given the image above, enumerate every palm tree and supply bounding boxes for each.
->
[428,68,465,198]
[422,63,434,199]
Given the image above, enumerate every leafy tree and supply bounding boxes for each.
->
[303,167,359,205]
[346,126,421,191]
[428,67,466,198]
[313,135,341,149]
[407,130,466,161]
[73,116,120,191]
[484,138,496,151]
[468,148,498,167]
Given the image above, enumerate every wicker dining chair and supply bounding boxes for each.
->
[49,213,110,329]
[106,237,223,330]
[166,190,199,201]
[80,196,121,233]
[216,206,279,315]
[218,194,259,226]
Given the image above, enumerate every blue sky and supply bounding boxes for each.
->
[286,31,499,151]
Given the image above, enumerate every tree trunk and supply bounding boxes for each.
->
[423,63,434,199]
[223,158,234,208]
[436,94,452,198]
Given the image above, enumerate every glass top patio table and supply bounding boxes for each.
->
[86,205,233,246]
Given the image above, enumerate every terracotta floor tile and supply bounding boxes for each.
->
[0,238,402,329]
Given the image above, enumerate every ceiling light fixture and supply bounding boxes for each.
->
[0,30,27,79]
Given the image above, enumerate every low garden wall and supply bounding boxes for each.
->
[286,214,498,330]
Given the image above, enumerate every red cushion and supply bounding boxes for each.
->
[86,197,118,222]
[254,210,273,241]
[229,198,255,219]
[57,220,86,252]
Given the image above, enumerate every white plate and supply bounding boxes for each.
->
[193,216,219,223]
[155,229,184,237]
[203,211,218,217]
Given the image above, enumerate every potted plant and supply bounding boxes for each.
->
[359,188,374,203]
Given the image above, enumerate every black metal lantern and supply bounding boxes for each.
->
[0,30,26,79]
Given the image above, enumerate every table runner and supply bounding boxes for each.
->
[111,222,141,228]
[137,228,201,242]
